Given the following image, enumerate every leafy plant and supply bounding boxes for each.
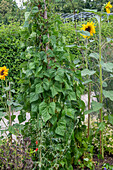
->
[16,0,95,169]
[0,136,33,170]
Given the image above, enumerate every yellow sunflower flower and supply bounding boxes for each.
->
[105,1,112,14]
[0,66,9,80]
[81,22,96,39]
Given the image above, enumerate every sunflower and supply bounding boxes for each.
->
[81,22,96,39]
[0,66,9,80]
[105,1,112,14]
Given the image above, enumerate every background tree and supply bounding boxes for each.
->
[0,0,24,24]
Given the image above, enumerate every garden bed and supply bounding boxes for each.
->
[93,154,113,170]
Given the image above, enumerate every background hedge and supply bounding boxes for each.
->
[0,23,25,95]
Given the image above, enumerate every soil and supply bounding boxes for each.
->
[93,154,113,170]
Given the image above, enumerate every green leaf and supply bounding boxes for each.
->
[55,125,66,136]
[7,100,13,106]
[29,62,35,69]
[50,115,57,125]
[50,35,56,45]
[55,68,64,82]
[73,59,80,65]
[11,115,16,121]
[89,53,99,60]
[50,86,58,97]
[101,61,113,72]
[85,101,103,114]
[30,92,39,103]
[92,101,103,112]
[58,116,66,126]
[18,112,26,123]
[4,86,10,91]
[65,108,75,119]
[43,78,50,91]
[39,101,47,112]
[35,66,42,76]
[2,94,6,98]
[82,79,92,85]
[84,158,89,162]
[66,44,76,48]
[102,82,107,87]
[39,101,51,122]
[103,90,113,101]
[8,125,17,135]
[94,15,100,24]
[25,12,30,21]
[0,108,4,111]
[0,112,6,118]
[98,122,105,131]
[15,106,23,112]
[32,6,39,13]
[23,21,29,28]
[79,30,90,37]
[29,32,37,38]
[11,89,15,93]
[68,92,76,101]
[35,84,43,94]
[31,103,37,112]
[68,165,73,170]
[42,110,51,123]
[84,8,97,12]
[12,102,20,106]
[106,37,113,42]
[81,69,96,76]
[64,81,72,90]
[0,140,3,146]
[108,114,113,125]
[49,102,56,115]
[47,49,54,58]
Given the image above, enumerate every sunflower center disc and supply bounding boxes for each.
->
[85,26,91,32]
[1,70,4,75]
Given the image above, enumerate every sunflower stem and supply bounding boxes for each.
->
[6,79,8,114]
[85,39,91,138]
[9,82,12,143]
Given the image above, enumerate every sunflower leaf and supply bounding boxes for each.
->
[79,30,90,37]
[103,90,113,101]
[89,53,99,60]
[81,69,96,76]
[106,38,113,42]
[94,15,100,23]
[66,44,76,48]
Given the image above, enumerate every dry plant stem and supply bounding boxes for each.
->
[44,0,49,51]
[85,39,91,137]
[9,82,12,143]
[39,120,42,170]
[99,16,104,158]
[1,81,7,136]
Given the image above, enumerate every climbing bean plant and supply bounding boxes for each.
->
[17,0,94,169]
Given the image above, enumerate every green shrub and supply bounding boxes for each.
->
[0,23,25,97]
